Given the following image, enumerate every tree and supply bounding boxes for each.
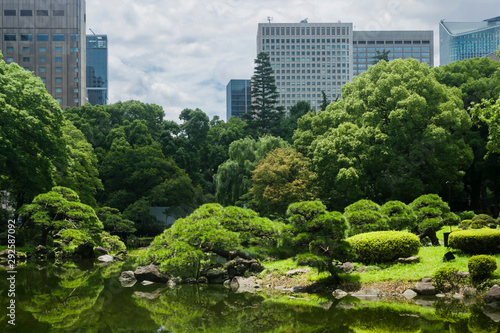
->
[249,148,319,218]
[0,53,66,209]
[471,97,500,155]
[214,136,289,206]
[320,91,329,111]
[372,49,391,64]
[279,100,312,143]
[18,187,103,247]
[286,201,349,278]
[97,206,136,239]
[343,200,388,237]
[244,52,285,137]
[293,59,473,209]
[380,200,417,231]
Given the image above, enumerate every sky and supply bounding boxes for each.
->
[86,0,499,122]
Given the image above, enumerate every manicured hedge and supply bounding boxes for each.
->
[346,231,420,264]
[468,255,497,281]
[448,229,500,254]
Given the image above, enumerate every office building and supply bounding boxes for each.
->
[353,30,434,76]
[226,79,251,120]
[440,17,500,66]
[0,0,86,108]
[86,34,108,105]
[257,21,353,111]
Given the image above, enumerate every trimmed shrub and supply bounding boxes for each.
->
[346,231,420,264]
[432,266,465,293]
[448,229,500,254]
[459,220,473,230]
[380,200,417,231]
[468,255,497,282]
[456,211,475,221]
[344,199,388,236]
[473,214,497,229]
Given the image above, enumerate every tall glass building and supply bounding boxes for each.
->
[0,0,87,108]
[226,79,251,120]
[257,22,353,111]
[440,17,500,66]
[86,34,108,105]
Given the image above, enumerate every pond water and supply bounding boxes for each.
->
[1,260,499,332]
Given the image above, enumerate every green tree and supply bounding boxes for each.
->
[372,49,391,64]
[280,100,312,143]
[344,199,388,237]
[97,206,136,239]
[18,187,103,247]
[471,97,500,155]
[249,148,319,218]
[380,200,417,231]
[54,121,103,207]
[214,136,289,206]
[244,52,285,137]
[320,91,329,111]
[293,59,473,209]
[0,53,66,209]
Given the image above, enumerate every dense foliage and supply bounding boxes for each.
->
[467,255,497,282]
[346,231,420,264]
[448,228,500,254]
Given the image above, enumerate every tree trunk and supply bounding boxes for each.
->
[417,228,440,246]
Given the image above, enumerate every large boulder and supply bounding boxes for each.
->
[229,276,261,293]
[134,265,168,283]
[72,242,95,259]
[98,255,114,263]
[413,281,437,295]
[224,257,263,278]
[204,269,229,284]
[119,271,137,287]
[483,285,500,304]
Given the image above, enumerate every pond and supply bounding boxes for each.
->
[1,260,499,332]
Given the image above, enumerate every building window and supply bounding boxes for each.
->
[74,88,79,93]
[55,98,62,103]
[40,67,46,73]
[55,88,63,93]
[6,47,13,53]
[41,78,47,83]
[4,34,16,41]
[22,57,30,62]
[39,47,46,52]
[53,10,64,16]
[20,10,32,16]
[74,57,78,63]
[55,67,63,73]
[70,47,79,53]
[55,57,62,62]
[37,34,49,41]
[39,57,46,63]
[74,98,79,103]
[55,47,62,52]
[6,57,14,63]
[74,77,79,83]
[20,34,32,41]
[36,10,48,16]
[55,77,63,83]
[4,10,16,16]
[74,68,78,73]
[70,34,79,42]
[53,34,65,42]
[23,47,30,53]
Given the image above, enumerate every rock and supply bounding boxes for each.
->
[0,249,10,257]
[340,262,354,273]
[286,268,310,276]
[436,294,446,298]
[94,247,110,256]
[351,288,385,302]
[141,280,155,286]
[205,269,229,284]
[483,285,500,304]
[421,278,433,283]
[224,257,263,278]
[184,277,197,284]
[402,289,418,299]
[229,276,261,293]
[413,282,437,295]
[398,256,420,264]
[452,293,464,300]
[134,289,164,300]
[291,286,306,293]
[119,271,137,287]
[454,271,469,279]
[198,276,208,284]
[114,250,127,261]
[35,245,47,256]
[134,265,168,283]
[72,242,95,259]
[332,289,349,299]
[443,252,455,262]
[223,279,231,288]
[484,306,500,322]
[97,255,114,262]
[462,286,477,297]
[415,298,435,307]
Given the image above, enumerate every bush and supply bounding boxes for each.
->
[473,214,497,229]
[346,231,420,264]
[100,231,126,253]
[468,255,497,282]
[344,200,388,236]
[448,229,500,254]
[380,200,417,231]
[459,220,472,230]
[432,266,466,293]
[456,211,475,221]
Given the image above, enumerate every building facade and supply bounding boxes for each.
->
[226,79,251,120]
[440,17,500,66]
[352,30,434,76]
[0,0,86,108]
[86,34,107,105]
[257,22,353,111]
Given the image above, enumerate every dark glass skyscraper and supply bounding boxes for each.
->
[86,34,108,105]
[226,79,251,120]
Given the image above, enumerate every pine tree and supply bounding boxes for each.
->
[320,91,329,111]
[372,49,391,64]
[244,52,285,137]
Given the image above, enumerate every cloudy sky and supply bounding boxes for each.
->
[86,0,498,122]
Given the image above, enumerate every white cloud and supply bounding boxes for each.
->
[86,0,498,122]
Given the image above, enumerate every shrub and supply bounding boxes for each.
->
[473,214,497,229]
[448,229,500,254]
[432,266,466,293]
[380,200,417,231]
[459,220,472,230]
[456,211,475,221]
[344,199,388,236]
[468,255,497,282]
[346,231,420,264]
[100,231,126,253]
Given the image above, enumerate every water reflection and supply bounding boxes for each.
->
[1,261,499,332]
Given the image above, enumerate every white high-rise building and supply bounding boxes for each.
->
[257,21,353,111]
